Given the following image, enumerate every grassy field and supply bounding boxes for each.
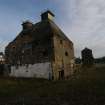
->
[0,64,105,104]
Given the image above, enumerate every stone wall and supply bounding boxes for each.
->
[52,35,74,80]
[9,62,52,79]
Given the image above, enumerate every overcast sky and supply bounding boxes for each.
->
[0,0,105,58]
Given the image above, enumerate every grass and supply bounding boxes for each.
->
[0,64,105,104]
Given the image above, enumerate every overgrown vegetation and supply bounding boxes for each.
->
[0,64,105,105]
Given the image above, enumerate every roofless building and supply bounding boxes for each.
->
[5,10,75,80]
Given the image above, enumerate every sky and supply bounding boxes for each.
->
[0,0,105,58]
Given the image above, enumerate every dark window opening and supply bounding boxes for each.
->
[65,51,68,56]
[43,50,48,56]
[12,46,16,49]
[60,40,63,44]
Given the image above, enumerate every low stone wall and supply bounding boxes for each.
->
[10,62,52,79]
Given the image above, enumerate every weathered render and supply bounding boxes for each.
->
[5,10,75,80]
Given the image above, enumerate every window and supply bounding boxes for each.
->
[23,43,32,50]
[12,46,16,49]
[43,50,48,56]
[60,40,63,44]
[65,51,68,56]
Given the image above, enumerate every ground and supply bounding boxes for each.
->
[0,64,105,105]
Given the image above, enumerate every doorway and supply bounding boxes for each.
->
[59,70,64,80]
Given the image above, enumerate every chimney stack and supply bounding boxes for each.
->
[22,21,33,30]
[41,10,55,21]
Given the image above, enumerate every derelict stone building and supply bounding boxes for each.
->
[81,48,94,65]
[5,10,74,80]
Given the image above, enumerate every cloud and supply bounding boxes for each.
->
[57,0,105,58]
[0,0,105,58]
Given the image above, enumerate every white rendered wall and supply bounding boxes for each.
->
[9,62,52,79]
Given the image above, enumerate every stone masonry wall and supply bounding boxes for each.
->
[52,34,74,80]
